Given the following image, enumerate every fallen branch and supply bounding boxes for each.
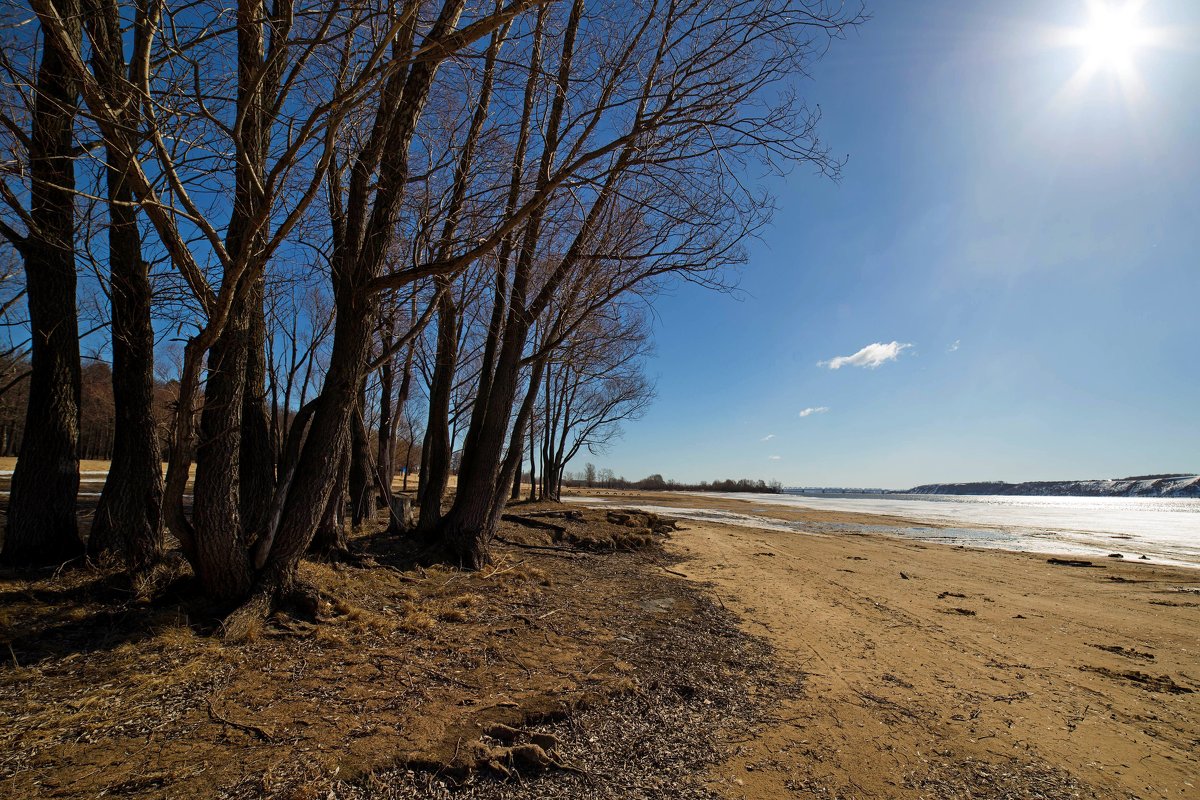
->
[494,536,595,556]
[501,514,567,538]
[510,510,583,521]
[206,696,276,742]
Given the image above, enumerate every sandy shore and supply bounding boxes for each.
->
[614,494,1200,799]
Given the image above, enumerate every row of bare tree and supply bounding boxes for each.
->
[0,0,859,632]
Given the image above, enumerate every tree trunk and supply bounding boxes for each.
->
[183,0,277,605]
[434,0,583,565]
[310,434,350,556]
[436,316,531,567]
[3,0,84,567]
[192,301,255,604]
[86,0,163,573]
[260,297,369,577]
[240,277,275,534]
[375,324,395,507]
[348,384,374,527]
[417,285,458,534]
[88,159,163,572]
[508,438,523,501]
[528,414,539,502]
[224,0,477,629]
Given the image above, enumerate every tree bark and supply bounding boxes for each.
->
[193,300,255,604]
[86,0,163,574]
[88,163,163,572]
[183,0,279,604]
[3,0,84,567]
[375,322,395,507]
[417,284,458,534]
[310,433,350,556]
[436,316,532,566]
[434,0,582,566]
[240,276,275,533]
[348,384,374,527]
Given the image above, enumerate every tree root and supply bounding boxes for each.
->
[465,726,589,779]
[129,552,191,601]
[206,695,277,741]
[501,513,567,540]
[493,536,596,557]
[220,576,326,643]
[509,510,583,521]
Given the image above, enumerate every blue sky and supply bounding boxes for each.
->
[591,0,1200,489]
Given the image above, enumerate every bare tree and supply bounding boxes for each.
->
[83,0,165,576]
[0,0,85,565]
[539,308,653,500]
[430,0,859,566]
[0,0,859,644]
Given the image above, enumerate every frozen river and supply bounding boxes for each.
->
[569,491,1200,568]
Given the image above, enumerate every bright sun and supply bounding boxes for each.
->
[1068,1,1150,75]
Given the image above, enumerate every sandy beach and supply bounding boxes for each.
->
[573,490,1199,799]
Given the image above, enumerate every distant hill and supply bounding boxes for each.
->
[906,474,1200,498]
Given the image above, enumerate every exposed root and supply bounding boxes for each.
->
[220,576,327,643]
[493,536,594,557]
[451,726,588,779]
[220,590,274,643]
[501,514,567,540]
[129,552,192,601]
[308,544,378,569]
[206,695,277,742]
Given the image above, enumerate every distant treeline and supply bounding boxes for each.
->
[559,468,782,494]
[0,359,177,461]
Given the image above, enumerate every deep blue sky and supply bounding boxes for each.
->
[593,0,1200,489]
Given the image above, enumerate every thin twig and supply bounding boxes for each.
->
[206,696,276,742]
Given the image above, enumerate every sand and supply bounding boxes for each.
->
[639,501,1200,799]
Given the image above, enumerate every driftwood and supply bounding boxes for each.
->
[606,509,680,535]
[501,514,567,539]
[512,509,584,521]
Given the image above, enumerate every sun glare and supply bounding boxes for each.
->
[1049,0,1170,103]
[1080,4,1139,67]
[1066,1,1151,77]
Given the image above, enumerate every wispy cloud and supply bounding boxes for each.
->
[761,433,775,441]
[798,406,829,418]
[768,455,781,460]
[947,339,960,353]
[819,341,912,370]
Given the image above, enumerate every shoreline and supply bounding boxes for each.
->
[562,488,1200,569]
[661,514,1200,799]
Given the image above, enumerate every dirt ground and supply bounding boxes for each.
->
[0,506,774,799]
[653,513,1199,799]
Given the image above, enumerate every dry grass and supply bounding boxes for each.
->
[0,506,721,800]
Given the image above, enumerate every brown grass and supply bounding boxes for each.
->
[0,506,697,799]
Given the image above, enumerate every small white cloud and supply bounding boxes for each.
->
[819,341,912,370]
[768,455,782,460]
[947,339,960,352]
[761,433,775,441]
[798,406,829,418]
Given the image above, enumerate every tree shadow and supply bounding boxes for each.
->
[348,525,451,572]
[0,571,220,668]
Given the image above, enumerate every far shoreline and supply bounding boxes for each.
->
[561,487,1200,569]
